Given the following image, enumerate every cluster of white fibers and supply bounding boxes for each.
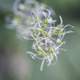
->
[11,0,73,71]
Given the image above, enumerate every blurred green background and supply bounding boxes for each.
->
[0,0,80,80]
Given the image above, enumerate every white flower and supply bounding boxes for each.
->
[11,0,73,71]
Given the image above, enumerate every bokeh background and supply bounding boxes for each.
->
[0,0,80,80]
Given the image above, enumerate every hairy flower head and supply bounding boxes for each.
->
[11,0,73,71]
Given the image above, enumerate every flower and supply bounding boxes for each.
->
[11,0,73,71]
